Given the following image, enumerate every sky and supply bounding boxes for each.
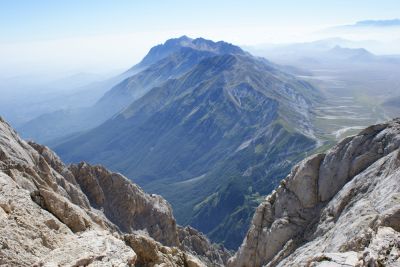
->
[1,0,400,78]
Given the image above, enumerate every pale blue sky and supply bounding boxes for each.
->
[2,0,399,42]
[1,0,399,76]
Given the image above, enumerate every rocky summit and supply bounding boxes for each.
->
[0,116,229,266]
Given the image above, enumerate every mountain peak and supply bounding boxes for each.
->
[163,35,193,47]
[137,36,244,68]
[328,45,375,60]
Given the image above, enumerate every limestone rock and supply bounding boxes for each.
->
[229,119,400,267]
[35,231,137,267]
[69,162,179,246]
[305,252,359,266]
[0,170,136,266]
[286,153,325,208]
[35,188,93,232]
[0,117,217,266]
[5,112,399,267]
[124,233,205,267]
[178,226,232,266]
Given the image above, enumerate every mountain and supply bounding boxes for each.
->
[248,42,386,66]
[55,38,322,249]
[347,18,400,28]
[248,40,400,142]
[0,72,116,128]
[0,116,229,266]
[2,109,400,266]
[93,36,246,123]
[246,38,377,55]
[326,45,375,61]
[229,119,400,266]
[16,71,138,143]
[18,36,245,143]
[132,35,244,70]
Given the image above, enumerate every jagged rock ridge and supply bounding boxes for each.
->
[228,119,400,267]
[0,116,229,266]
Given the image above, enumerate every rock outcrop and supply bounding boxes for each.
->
[69,162,179,246]
[229,119,400,267]
[124,233,207,267]
[0,116,226,266]
[178,226,232,264]
[2,113,400,266]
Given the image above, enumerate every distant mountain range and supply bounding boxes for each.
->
[20,37,400,144]
[17,68,141,143]
[12,34,400,249]
[50,36,322,249]
[346,18,400,28]
[248,40,400,66]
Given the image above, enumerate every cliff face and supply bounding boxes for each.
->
[2,113,399,266]
[229,119,400,267]
[69,162,180,247]
[0,117,228,266]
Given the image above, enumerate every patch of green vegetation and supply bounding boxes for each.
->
[273,116,296,133]
[254,144,264,154]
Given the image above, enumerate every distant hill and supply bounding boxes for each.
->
[349,18,400,27]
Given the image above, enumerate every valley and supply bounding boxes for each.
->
[249,43,400,143]
[53,38,321,249]
[304,70,390,141]
[2,2,400,266]
[3,36,400,253]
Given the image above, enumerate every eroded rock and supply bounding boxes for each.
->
[70,162,179,246]
[0,117,218,266]
[229,119,400,267]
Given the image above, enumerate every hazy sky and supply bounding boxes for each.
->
[1,0,400,77]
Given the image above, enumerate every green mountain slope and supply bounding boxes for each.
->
[55,39,322,249]
[19,36,241,143]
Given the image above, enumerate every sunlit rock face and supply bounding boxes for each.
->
[229,119,400,267]
[0,116,227,266]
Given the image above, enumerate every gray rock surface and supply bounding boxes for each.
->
[69,162,179,246]
[0,116,225,266]
[178,226,232,265]
[0,164,136,266]
[3,113,399,266]
[125,233,207,267]
[229,119,400,267]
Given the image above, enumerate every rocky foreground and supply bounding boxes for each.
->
[229,119,400,266]
[0,116,230,266]
[1,115,400,266]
